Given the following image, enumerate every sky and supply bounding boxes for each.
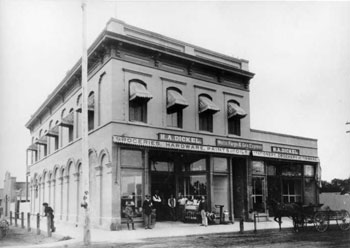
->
[0,0,349,188]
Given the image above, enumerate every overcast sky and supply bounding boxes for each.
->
[0,0,349,188]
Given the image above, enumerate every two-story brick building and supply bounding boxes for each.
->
[25,19,320,230]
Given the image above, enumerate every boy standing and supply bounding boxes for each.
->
[124,201,135,230]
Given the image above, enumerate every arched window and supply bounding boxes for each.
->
[227,100,247,136]
[129,80,152,123]
[88,92,95,131]
[198,94,219,132]
[166,87,188,128]
[68,108,74,142]
[76,94,82,138]
[60,108,74,146]
[54,121,59,150]
[61,109,66,119]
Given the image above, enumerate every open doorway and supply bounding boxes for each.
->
[149,151,176,221]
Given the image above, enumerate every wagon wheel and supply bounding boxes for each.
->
[314,212,328,232]
[337,210,350,231]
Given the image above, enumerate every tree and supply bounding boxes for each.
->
[320,177,350,194]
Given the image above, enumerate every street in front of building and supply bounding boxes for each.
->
[2,225,349,248]
[117,228,350,248]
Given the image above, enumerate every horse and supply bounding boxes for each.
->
[267,199,303,232]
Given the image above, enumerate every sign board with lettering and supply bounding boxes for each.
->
[271,146,300,155]
[252,151,319,163]
[113,136,250,156]
[216,139,263,150]
[158,133,203,144]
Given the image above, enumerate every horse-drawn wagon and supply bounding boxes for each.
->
[269,199,350,232]
[295,204,350,232]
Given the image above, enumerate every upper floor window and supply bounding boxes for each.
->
[166,88,188,128]
[129,80,152,123]
[76,94,82,138]
[88,92,95,131]
[198,94,219,132]
[227,100,246,136]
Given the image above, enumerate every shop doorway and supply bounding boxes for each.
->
[149,150,176,221]
[251,177,266,213]
[149,150,209,221]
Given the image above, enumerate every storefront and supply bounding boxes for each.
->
[115,135,319,223]
[114,134,253,223]
[250,150,319,217]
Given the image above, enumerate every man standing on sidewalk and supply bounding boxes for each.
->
[198,196,208,227]
[142,195,153,229]
[168,194,177,221]
[42,203,55,232]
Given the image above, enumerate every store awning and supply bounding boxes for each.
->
[129,82,153,102]
[36,136,47,146]
[227,102,247,119]
[167,90,189,113]
[47,125,59,137]
[199,96,220,114]
[59,111,74,127]
[27,143,38,151]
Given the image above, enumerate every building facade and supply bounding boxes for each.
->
[25,19,320,230]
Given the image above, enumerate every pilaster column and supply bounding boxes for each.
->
[59,176,63,220]
[95,166,103,177]
[105,162,112,174]
[51,179,56,211]
[47,180,51,205]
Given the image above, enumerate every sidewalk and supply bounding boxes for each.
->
[3,218,294,248]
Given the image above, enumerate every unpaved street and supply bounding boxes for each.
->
[1,225,349,247]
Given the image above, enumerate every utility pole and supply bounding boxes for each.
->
[81,0,91,245]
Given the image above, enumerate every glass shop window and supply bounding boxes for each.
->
[304,165,314,177]
[179,175,207,199]
[121,170,143,218]
[213,175,229,209]
[252,177,265,212]
[213,157,228,172]
[151,161,174,172]
[281,164,302,177]
[121,149,143,168]
[182,158,207,171]
[252,161,265,175]
[267,165,276,176]
[283,180,301,203]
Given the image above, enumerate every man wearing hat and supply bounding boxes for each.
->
[42,203,55,232]
[142,195,153,229]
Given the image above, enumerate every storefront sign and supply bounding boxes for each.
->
[216,139,263,150]
[113,136,250,156]
[271,146,300,155]
[158,133,203,144]
[252,151,319,162]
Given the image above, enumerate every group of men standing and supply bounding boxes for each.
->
[141,191,209,229]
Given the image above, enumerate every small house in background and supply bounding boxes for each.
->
[0,172,28,218]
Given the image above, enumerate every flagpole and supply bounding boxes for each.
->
[81,0,91,245]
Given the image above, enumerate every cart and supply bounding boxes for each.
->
[295,204,350,232]
[183,205,200,223]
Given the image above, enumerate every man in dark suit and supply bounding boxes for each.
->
[142,195,153,229]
